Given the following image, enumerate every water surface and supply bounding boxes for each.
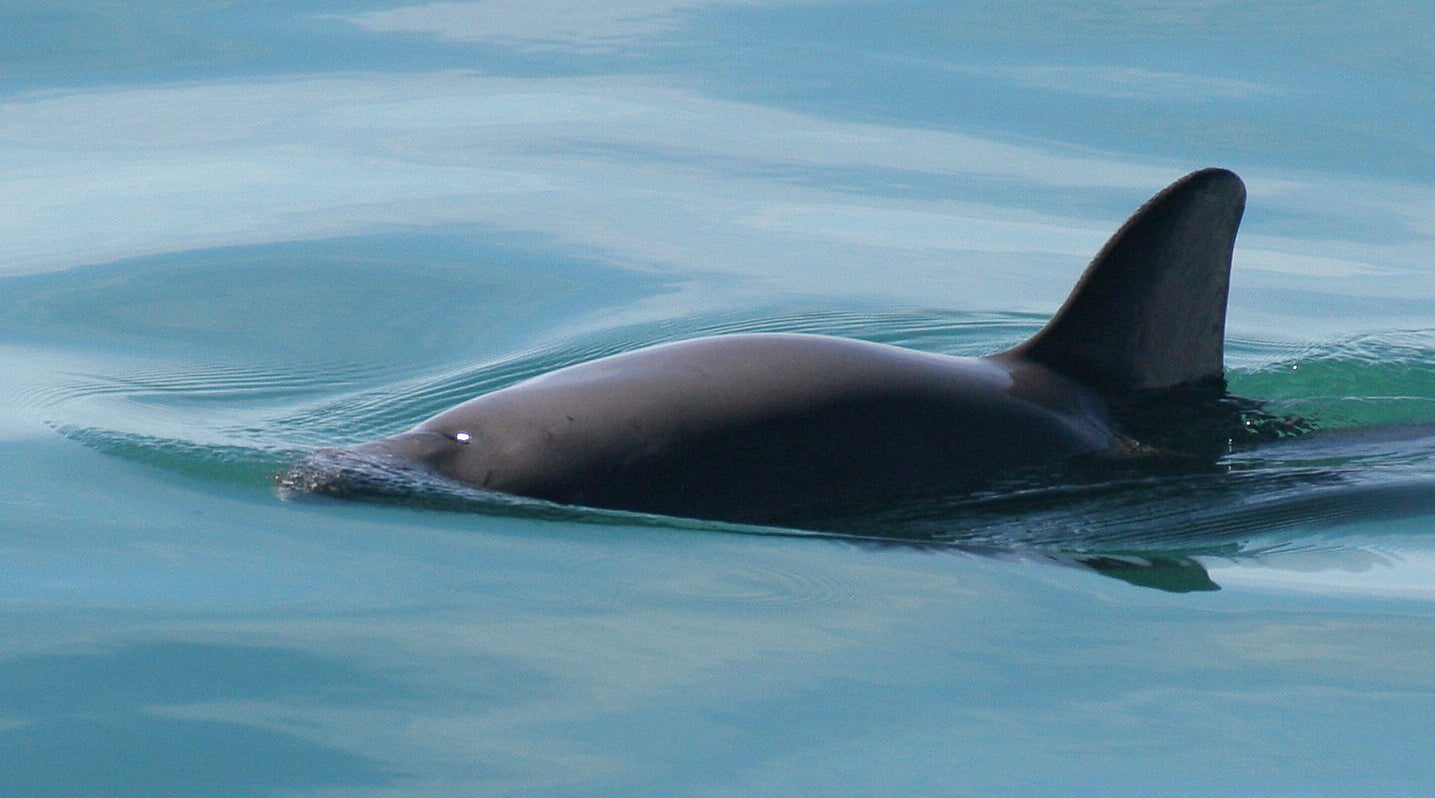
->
[3,2,1434,796]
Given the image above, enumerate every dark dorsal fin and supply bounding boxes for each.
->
[1007,168,1246,393]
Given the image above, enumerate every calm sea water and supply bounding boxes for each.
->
[4,3,1435,796]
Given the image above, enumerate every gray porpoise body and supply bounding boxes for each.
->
[298,168,1248,526]
[354,335,1113,523]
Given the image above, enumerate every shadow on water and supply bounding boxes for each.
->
[0,642,411,798]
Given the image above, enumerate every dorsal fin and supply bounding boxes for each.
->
[1007,168,1246,393]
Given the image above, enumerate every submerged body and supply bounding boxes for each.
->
[289,168,1249,526]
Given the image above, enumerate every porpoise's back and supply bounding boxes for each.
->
[417,334,1116,523]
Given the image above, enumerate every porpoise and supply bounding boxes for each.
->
[286,168,1249,527]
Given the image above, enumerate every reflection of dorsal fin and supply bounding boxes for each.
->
[1008,168,1246,393]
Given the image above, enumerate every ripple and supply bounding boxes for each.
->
[1227,329,1435,429]
[53,424,292,488]
[34,306,1435,590]
[42,362,379,406]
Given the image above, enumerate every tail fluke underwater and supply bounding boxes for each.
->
[1009,168,1246,393]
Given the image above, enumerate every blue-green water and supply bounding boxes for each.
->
[4,3,1435,796]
